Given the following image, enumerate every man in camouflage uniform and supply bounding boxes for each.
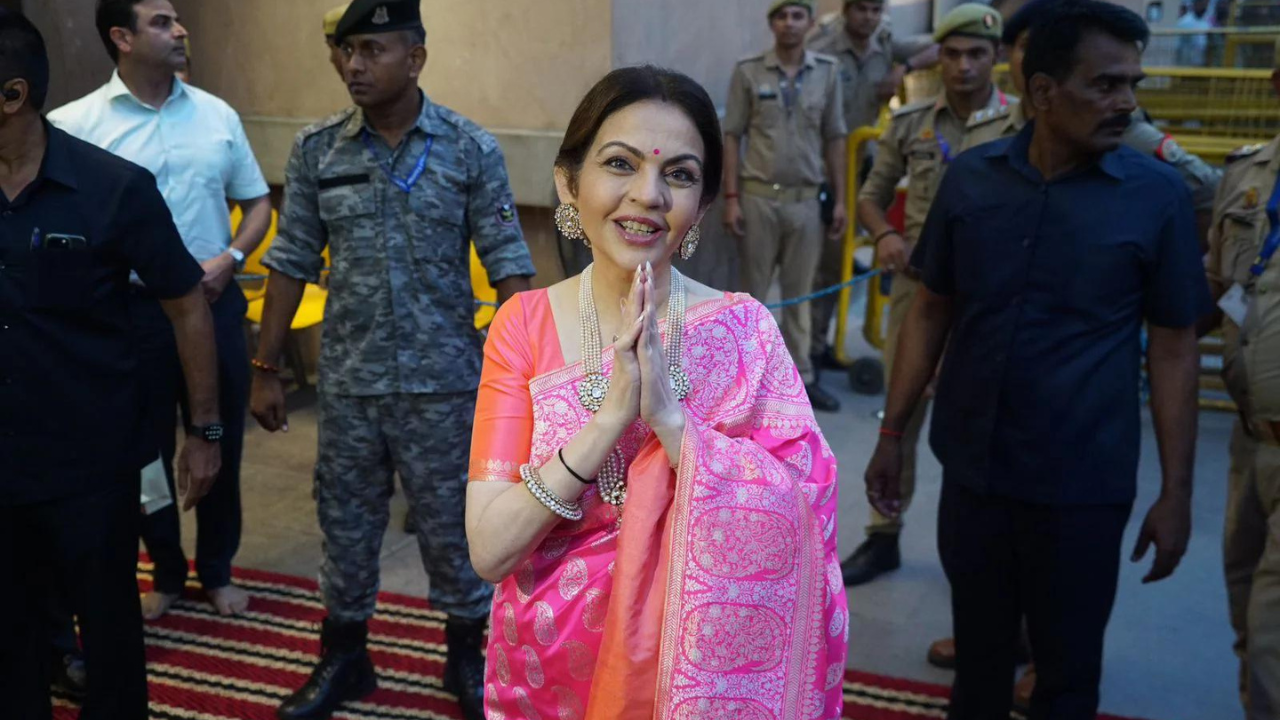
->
[807,0,936,371]
[1205,41,1280,720]
[844,3,1015,586]
[723,0,849,412]
[248,2,534,719]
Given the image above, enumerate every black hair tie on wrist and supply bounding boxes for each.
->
[559,448,597,485]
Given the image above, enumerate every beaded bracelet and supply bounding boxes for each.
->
[520,463,583,521]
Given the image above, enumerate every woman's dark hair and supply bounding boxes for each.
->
[555,65,723,207]
[0,9,49,111]
[1022,0,1149,83]
[96,0,147,63]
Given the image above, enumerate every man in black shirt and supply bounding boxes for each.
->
[865,1,1208,717]
[0,11,221,719]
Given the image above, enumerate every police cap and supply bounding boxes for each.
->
[768,0,816,19]
[323,3,350,39]
[933,3,1002,43]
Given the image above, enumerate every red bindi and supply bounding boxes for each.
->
[653,149,660,155]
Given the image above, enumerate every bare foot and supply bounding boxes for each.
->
[207,584,251,616]
[140,590,180,620]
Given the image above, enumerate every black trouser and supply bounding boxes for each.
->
[938,481,1132,720]
[0,479,147,720]
[130,284,249,594]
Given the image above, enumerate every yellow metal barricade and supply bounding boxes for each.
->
[907,63,1277,166]
[833,109,891,366]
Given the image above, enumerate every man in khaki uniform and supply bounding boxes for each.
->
[723,0,849,412]
[842,3,1015,586]
[1206,44,1280,719]
[807,0,937,370]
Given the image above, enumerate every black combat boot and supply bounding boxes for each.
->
[442,616,488,720]
[840,533,901,586]
[277,619,377,720]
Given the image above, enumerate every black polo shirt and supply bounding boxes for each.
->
[0,122,203,506]
[912,121,1212,505]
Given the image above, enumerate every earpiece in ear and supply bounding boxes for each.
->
[2,87,19,102]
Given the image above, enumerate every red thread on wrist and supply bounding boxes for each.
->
[879,427,905,438]
[251,358,281,374]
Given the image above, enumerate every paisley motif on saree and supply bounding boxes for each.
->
[470,290,846,719]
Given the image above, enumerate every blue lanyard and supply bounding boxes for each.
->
[362,132,433,194]
[1252,176,1280,277]
[938,137,952,164]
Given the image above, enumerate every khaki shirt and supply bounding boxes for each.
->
[1003,105,1222,212]
[1207,136,1280,433]
[809,24,931,133]
[858,88,1016,243]
[724,49,847,188]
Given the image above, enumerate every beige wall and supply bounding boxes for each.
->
[171,0,610,200]
[27,0,114,111]
[610,0,775,109]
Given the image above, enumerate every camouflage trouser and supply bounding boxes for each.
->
[315,391,492,622]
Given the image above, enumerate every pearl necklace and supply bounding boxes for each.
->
[577,263,690,506]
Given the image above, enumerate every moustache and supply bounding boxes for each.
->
[1098,114,1132,131]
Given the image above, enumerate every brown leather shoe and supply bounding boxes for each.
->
[1012,664,1036,713]
[926,637,956,669]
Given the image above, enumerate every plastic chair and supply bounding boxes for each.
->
[232,206,328,386]
[471,244,498,330]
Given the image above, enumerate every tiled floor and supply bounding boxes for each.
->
[177,292,1242,720]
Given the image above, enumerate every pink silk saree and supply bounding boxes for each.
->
[469,288,847,720]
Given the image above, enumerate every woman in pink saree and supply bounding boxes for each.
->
[465,67,847,720]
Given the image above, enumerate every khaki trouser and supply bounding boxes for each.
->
[739,191,823,384]
[810,228,844,357]
[1224,419,1280,719]
[868,272,930,535]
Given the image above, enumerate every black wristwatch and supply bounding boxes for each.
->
[189,423,225,443]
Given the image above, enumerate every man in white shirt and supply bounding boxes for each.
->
[49,0,271,619]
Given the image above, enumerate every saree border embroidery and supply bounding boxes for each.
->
[468,457,522,483]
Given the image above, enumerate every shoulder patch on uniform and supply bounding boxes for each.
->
[434,104,500,154]
[966,104,1013,128]
[298,107,356,143]
[1226,143,1265,164]
[893,99,934,118]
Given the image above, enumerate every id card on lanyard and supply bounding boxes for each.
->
[1220,176,1280,325]
[363,131,434,194]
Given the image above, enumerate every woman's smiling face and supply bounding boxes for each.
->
[555,100,707,271]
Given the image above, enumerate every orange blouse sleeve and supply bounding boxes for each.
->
[469,293,536,483]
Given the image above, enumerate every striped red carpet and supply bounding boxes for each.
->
[49,561,1144,720]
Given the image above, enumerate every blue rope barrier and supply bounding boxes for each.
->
[763,269,880,309]
[474,269,882,311]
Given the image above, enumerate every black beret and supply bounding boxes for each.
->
[334,0,422,44]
